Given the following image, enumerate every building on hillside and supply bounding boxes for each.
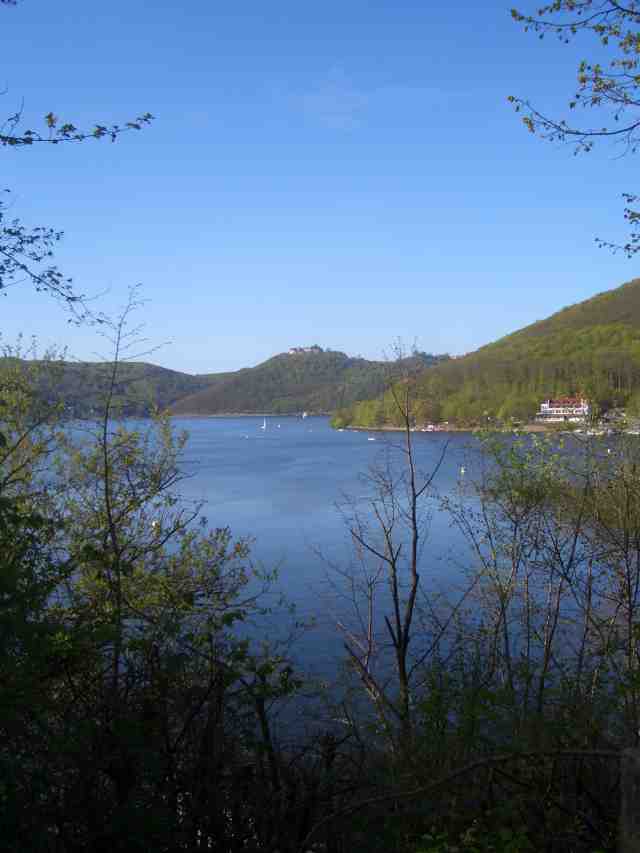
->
[288,345,323,355]
[535,397,590,423]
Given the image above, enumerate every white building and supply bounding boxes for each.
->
[536,397,590,423]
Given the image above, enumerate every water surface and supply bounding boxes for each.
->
[173,416,478,671]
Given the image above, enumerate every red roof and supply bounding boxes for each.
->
[545,397,586,406]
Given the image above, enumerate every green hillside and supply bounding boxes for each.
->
[170,348,449,415]
[335,278,640,428]
[0,359,220,418]
[0,349,449,418]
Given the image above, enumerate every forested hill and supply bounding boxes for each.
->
[333,278,640,428]
[170,349,449,415]
[0,360,221,418]
[1,349,449,417]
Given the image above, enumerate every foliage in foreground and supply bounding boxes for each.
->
[4,353,640,851]
[0,354,325,852]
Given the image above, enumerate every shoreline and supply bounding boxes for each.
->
[344,422,587,434]
[345,424,474,433]
[167,414,613,436]
[169,412,331,418]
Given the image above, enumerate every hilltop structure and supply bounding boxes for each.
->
[287,346,323,355]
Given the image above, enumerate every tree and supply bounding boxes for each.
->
[510,0,640,254]
[314,403,628,851]
[328,354,450,758]
[0,297,327,852]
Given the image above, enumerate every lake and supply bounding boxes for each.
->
[172,415,479,675]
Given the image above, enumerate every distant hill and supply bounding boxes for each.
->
[334,278,640,428]
[0,360,219,417]
[0,348,449,418]
[170,349,449,415]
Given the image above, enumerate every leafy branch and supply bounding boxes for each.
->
[510,0,640,253]
[1,108,154,147]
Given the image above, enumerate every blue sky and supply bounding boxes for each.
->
[2,0,638,373]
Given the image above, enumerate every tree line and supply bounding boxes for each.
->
[333,309,640,428]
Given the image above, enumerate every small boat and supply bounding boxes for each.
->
[367,436,376,441]
[260,417,266,430]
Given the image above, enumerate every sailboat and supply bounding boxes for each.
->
[260,417,266,430]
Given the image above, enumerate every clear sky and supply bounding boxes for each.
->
[2,0,638,373]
